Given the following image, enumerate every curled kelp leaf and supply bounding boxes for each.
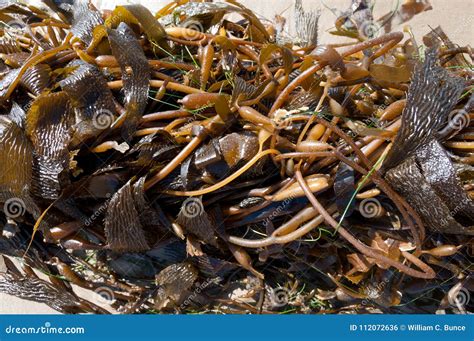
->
[20,64,51,95]
[91,4,171,55]
[385,156,472,235]
[104,180,148,252]
[218,132,259,168]
[0,116,39,217]
[104,177,162,252]
[155,262,198,309]
[186,130,262,187]
[194,139,222,171]
[381,49,471,234]
[70,0,103,46]
[26,92,74,199]
[128,130,180,167]
[107,22,150,141]
[259,44,294,77]
[119,5,170,54]
[180,153,204,190]
[228,1,270,43]
[171,1,269,42]
[176,197,218,246]
[173,1,228,31]
[59,60,116,146]
[382,48,464,171]
[380,0,432,33]
[417,140,474,221]
[423,26,471,68]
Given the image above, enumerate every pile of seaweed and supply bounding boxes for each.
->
[0,0,472,314]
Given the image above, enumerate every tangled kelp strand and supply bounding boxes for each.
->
[0,0,472,315]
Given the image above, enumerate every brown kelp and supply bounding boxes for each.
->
[0,0,472,314]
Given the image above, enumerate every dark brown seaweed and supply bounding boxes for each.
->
[104,177,156,252]
[107,22,150,141]
[0,0,472,316]
[60,60,116,146]
[26,92,74,199]
[382,49,464,171]
[70,0,104,46]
